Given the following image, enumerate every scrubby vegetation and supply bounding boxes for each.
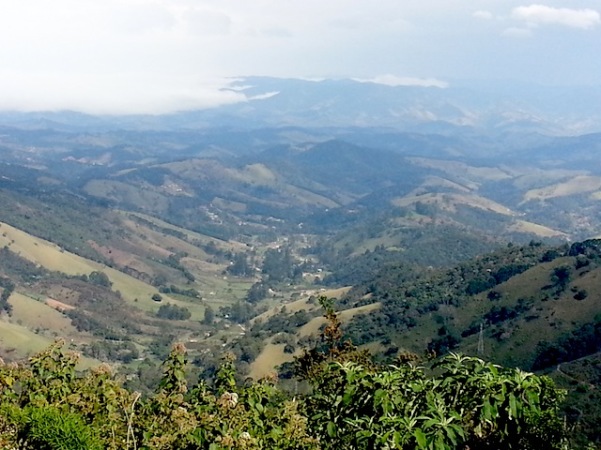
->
[0,300,573,449]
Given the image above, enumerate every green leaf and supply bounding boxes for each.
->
[509,394,518,419]
[445,427,457,446]
[482,399,492,421]
[327,421,337,438]
[414,428,427,448]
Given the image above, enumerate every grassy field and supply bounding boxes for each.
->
[391,255,601,369]
[0,319,54,357]
[393,192,515,216]
[247,286,358,378]
[508,220,566,238]
[120,211,246,251]
[523,175,601,202]
[119,211,254,309]
[249,301,381,379]
[406,157,514,182]
[249,342,296,379]
[0,219,229,321]
[9,292,77,337]
[0,221,102,274]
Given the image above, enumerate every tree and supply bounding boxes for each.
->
[88,271,112,288]
[551,265,572,288]
[0,276,15,315]
[156,303,191,320]
[202,305,215,325]
[262,247,295,282]
[226,252,251,277]
[302,356,566,449]
[246,281,269,303]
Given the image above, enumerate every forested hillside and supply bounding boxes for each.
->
[2,84,601,447]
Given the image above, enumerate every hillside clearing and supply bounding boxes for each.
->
[523,175,601,202]
[508,220,567,238]
[9,292,77,336]
[248,342,296,379]
[299,302,381,338]
[0,319,54,357]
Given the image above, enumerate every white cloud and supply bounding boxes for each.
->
[473,10,494,20]
[0,1,600,113]
[184,8,232,36]
[108,3,177,34]
[247,91,280,101]
[0,70,246,115]
[356,75,449,88]
[512,4,601,29]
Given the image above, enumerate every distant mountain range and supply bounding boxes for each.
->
[2,77,601,134]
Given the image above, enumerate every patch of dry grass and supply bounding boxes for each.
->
[523,175,601,202]
[508,220,567,238]
[248,342,294,379]
[9,292,76,336]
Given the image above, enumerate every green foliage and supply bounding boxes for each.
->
[261,247,298,282]
[533,314,601,370]
[0,245,48,282]
[226,252,252,277]
[88,270,112,288]
[321,245,419,287]
[304,356,566,449]
[551,265,572,290]
[341,241,561,357]
[161,253,196,283]
[568,239,601,258]
[158,284,201,299]
[295,298,568,449]
[255,309,314,335]
[483,298,533,326]
[427,326,460,355]
[0,189,109,264]
[202,305,215,325]
[156,303,192,320]
[0,305,576,449]
[465,275,496,295]
[84,340,139,363]
[11,405,104,450]
[0,275,15,315]
[220,300,256,324]
[246,281,270,303]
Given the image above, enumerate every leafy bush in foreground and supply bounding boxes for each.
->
[0,299,572,449]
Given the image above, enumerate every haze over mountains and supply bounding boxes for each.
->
[2,77,601,444]
[3,77,601,134]
[2,77,601,249]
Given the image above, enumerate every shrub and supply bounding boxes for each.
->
[0,301,572,450]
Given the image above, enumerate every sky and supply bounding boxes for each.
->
[0,0,600,114]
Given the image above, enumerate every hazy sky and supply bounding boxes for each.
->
[1,0,600,114]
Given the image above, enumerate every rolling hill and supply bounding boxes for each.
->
[2,77,601,443]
